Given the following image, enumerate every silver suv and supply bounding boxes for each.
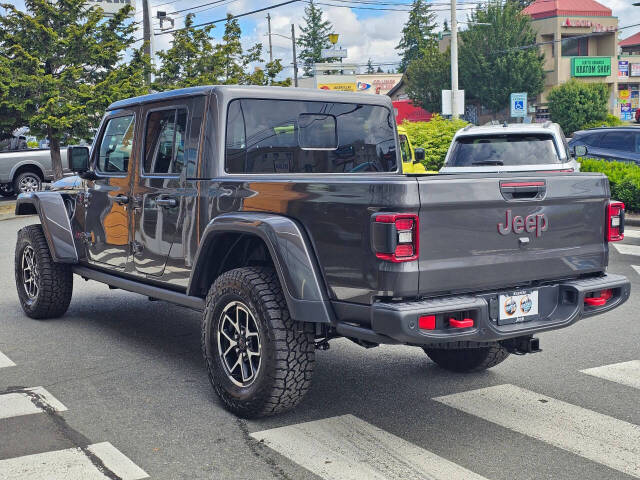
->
[440,122,580,174]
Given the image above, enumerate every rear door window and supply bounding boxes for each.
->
[599,132,634,152]
[447,134,560,167]
[225,99,397,173]
[143,108,188,175]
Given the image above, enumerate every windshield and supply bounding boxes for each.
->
[447,134,560,167]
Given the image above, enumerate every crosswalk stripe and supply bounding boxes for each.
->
[612,243,640,256]
[434,384,640,478]
[0,351,15,368]
[623,229,640,239]
[632,265,640,276]
[581,360,640,390]
[0,442,148,480]
[250,414,489,480]
[0,387,67,420]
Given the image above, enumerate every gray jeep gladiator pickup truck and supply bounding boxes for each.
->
[13,86,631,418]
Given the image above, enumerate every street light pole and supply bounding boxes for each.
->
[267,13,273,63]
[291,24,299,87]
[450,0,459,119]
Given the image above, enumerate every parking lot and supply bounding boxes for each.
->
[0,214,638,480]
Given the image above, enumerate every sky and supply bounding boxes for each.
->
[3,0,640,79]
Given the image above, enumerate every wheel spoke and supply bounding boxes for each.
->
[216,301,262,388]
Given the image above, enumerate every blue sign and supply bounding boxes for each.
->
[510,92,527,118]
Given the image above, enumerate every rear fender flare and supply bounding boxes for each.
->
[188,213,334,323]
[15,192,78,263]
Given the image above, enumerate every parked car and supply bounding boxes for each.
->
[569,126,640,164]
[440,122,579,174]
[397,126,428,174]
[0,136,71,195]
[14,86,630,418]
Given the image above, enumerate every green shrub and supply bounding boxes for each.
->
[26,141,39,149]
[580,114,624,131]
[548,80,608,135]
[580,158,640,211]
[401,115,468,170]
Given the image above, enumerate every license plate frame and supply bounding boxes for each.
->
[498,289,539,325]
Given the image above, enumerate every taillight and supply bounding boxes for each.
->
[606,201,624,242]
[372,213,419,262]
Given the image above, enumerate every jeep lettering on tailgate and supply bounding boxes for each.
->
[498,210,548,237]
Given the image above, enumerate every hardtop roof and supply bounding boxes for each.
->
[107,85,394,111]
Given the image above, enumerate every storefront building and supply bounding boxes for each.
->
[618,32,640,121]
[522,0,620,120]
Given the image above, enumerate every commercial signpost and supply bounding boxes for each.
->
[510,92,527,119]
[571,57,611,77]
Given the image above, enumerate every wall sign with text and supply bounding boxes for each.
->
[571,57,611,77]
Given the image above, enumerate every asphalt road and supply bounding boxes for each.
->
[0,215,638,480]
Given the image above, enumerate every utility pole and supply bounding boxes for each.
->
[291,24,299,87]
[267,13,273,63]
[142,0,152,85]
[450,0,459,119]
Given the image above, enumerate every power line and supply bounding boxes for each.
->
[161,0,241,23]
[154,0,302,36]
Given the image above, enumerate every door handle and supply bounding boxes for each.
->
[113,194,129,205]
[156,196,177,208]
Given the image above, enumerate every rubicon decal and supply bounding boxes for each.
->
[498,210,548,237]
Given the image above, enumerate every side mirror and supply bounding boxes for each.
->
[68,145,90,173]
[414,147,425,162]
[573,145,588,157]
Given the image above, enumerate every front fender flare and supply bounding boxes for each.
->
[15,192,78,263]
[188,213,334,324]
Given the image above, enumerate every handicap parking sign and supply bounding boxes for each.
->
[510,92,527,118]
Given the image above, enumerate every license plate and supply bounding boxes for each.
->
[498,290,538,322]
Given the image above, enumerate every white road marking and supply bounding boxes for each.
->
[0,387,67,420]
[623,229,640,239]
[612,243,640,256]
[0,350,15,368]
[632,265,640,276]
[0,442,148,480]
[581,360,640,390]
[434,384,640,478]
[250,414,489,480]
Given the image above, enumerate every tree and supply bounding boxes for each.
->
[153,14,284,90]
[0,0,148,179]
[548,80,608,135]
[459,0,545,115]
[376,65,384,73]
[297,1,336,76]
[366,58,375,74]
[396,0,438,72]
[405,47,451,112]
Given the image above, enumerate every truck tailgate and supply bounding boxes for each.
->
[417,173,609,296]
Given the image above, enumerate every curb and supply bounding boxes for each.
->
[624,214,640,227]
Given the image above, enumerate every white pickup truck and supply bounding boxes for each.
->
[0,135,69,196]
[440,122,581,174]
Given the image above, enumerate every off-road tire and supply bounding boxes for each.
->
[15,225,73,319]
[423,344,510,373]
[202,267,315,418]
[13,172,42,194]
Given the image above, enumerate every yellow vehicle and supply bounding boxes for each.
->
[397,126,429,174]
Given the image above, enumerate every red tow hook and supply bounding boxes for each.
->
[449,318,474,328]
[584,289,613,307]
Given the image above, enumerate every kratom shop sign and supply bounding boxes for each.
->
[571,57,611,77]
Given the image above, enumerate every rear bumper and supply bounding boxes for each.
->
[351,273,630,346]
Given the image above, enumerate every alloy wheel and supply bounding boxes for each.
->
[217,301,262,387]
[21,245,39,300]
[19,175,40,193]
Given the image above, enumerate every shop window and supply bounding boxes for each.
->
[562,36,588,57]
